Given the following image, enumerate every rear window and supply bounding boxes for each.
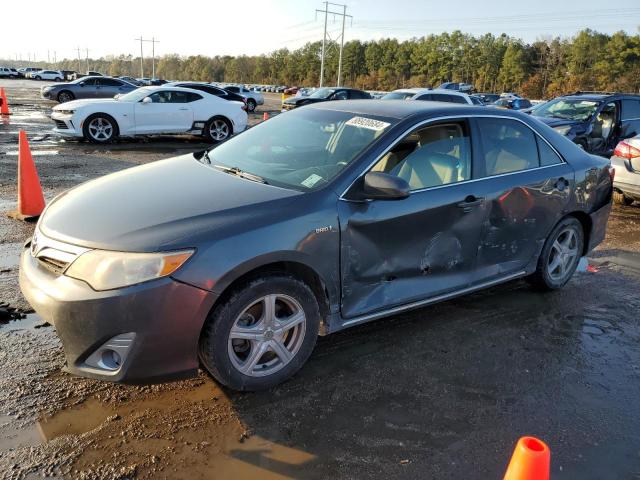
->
[382,91,416,100]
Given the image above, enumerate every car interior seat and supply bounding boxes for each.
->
[389,128,459,189]
[485,137,534,175]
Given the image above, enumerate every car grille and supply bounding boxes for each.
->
[37,255,69,275]
[30,231,90,277]
[54,120,68,129]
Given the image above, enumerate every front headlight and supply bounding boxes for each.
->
[553,125,572,136]
[55,109,75,115]
[43,87,52,93]
[65,249,194,290]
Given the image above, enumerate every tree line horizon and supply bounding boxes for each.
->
[4,28,640,98]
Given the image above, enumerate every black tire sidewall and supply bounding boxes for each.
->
[199,275,320,391]
[537,217,584,289]
[82,113,118,143]
[247,99,256,112]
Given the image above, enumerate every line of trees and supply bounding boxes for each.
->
[3,28,640,98]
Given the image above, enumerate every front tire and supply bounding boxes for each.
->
[613,190,634,206]
[57,91,74,103]
[35,76,41,80]
[199,275,320,391]
[204,116,232,142]
[82,113,118,143]
[528,217,584,291]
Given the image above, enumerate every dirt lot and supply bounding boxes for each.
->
[1,78,640,480]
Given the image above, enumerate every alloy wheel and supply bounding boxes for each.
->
[209,119,230,141]
[87,117,114,142]
[227,294,306,377]
[547,227,579,281]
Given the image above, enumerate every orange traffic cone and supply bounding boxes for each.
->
[263,112,269,121]
[7,130,45,220]
[0,88,10,115]
[504,437,550,480]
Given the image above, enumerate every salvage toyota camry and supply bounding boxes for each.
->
[20,101,613,391]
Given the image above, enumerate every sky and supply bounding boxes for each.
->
[3,0,639,61]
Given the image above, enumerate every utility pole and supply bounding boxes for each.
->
[315,2,352,88]
[85,48,89,73]
[135,37,145,78]
[76,46,82,72]
[146,37,159,79]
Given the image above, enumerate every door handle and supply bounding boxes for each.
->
[457,195,484,213]
[554,177,570,191]
[179,108,189,111]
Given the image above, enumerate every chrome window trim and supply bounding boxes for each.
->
[339,113,567,200]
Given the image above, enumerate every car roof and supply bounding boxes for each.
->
[306,99,490,119]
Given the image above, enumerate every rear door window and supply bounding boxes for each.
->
[622,99,640,120]
[415,94,433,101]
[432,94,467,104]
[476,118,539,176]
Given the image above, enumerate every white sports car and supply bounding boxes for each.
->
[50,86,248,143]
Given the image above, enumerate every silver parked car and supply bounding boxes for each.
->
[222,85,264,112]
[41,76,138,103]
[611,136,640,205]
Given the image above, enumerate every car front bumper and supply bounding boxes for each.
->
[50,112,84,138]
[19,241,217,383]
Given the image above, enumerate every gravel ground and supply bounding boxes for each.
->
[1,79,640,479]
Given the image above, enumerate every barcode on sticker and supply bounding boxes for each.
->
[345,116,390,131]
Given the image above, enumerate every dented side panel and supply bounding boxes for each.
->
[338,182,487,319]
[472,163,575,281]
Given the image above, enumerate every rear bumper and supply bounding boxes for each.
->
[587,201,612,253]
[19,244,217,383]
[611,155,640,197]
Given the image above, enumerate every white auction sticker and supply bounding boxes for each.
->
[301,173,324,188]
[345,116,390,131]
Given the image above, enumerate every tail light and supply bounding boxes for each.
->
[613,140,640,159]
[241,98,247,111]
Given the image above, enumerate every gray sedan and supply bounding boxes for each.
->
[20,101,613,391]
[41,76,138,103]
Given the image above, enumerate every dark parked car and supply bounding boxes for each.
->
[61,70,76,81]
[20,102,612,391]
[474,93,500,104]
[532,92,640,156]
[164,82,247,106]
[493,98,532,110]
[282,87,371,110]
[41,76,138,103]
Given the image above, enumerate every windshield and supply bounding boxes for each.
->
[381,91,415,100]
[117,88,154,102]
[309,88,335,99]
[201,108,394,191]
[533,98,600,121]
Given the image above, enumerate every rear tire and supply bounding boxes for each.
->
[82,113,119,143]
[203,116,232,142]
[527,217,584,291]
[247,99,257,112]
[35,75,41,80]
[613,190,634,206]
[199,275,320,391]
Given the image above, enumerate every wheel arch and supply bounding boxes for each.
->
[563,210,592,256]
[201,259,331,337]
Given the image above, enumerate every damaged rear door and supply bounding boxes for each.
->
[338,119,487,319]
[470,116,574,281]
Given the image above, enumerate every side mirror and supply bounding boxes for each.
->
[142,96,152,104]
[114,94,122,100]
[362,172,410,200]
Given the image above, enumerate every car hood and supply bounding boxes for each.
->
[39,154,302,251]
[532,116,580,128]
[52,98,117,110]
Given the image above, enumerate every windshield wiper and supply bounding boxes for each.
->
[213,164,268,184]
